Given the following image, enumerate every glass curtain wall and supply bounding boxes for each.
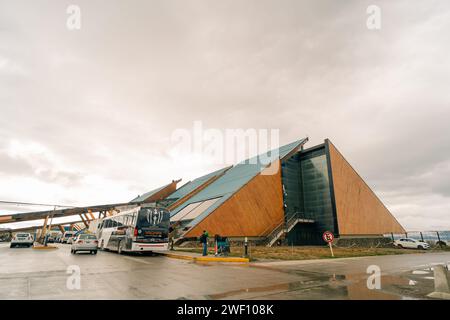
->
[281,146,336,245]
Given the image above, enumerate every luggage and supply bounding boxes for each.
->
[216,236,230,256]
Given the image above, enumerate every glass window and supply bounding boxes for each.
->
[283,147,336,245]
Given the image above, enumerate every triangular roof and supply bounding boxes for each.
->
[166,166,231,201]
[170,139,308,229]
[130,182,174,203]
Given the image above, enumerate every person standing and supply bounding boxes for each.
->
[199,230,209,256]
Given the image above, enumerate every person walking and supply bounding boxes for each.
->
[199,230,209,256]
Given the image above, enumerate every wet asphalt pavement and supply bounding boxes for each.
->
[0,243,449,299]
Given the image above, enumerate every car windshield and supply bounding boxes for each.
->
[17,233,29,237]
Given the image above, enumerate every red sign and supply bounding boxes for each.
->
[322,231,334,243]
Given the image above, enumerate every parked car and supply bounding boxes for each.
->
[10,233,34,248]
[46,231,61,243]
[67,236,76,244]
[61,231,77,243]
[71,234,98,254]
[394,238,430,250]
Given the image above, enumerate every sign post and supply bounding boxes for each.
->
[322,231,335,258]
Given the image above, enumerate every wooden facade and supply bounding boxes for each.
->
[327,140,405,235]
[176,139,405,240]
[185,161,285,237]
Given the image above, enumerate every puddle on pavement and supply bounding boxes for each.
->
[204,262,446,300]
[206,272,421,300]
[206,279,328,300]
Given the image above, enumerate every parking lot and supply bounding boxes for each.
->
[1,242,449,299]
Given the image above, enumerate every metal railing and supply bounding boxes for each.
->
[387,231,450,246]
[264,212,314,247]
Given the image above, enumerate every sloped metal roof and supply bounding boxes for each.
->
[166,166,231,201]
[171,139,308,229]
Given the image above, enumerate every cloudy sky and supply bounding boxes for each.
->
[0,0,449,230]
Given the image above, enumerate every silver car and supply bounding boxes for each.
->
[71,234,98,254]
[10,233,34,248]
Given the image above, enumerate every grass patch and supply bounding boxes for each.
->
[174,245,448,261]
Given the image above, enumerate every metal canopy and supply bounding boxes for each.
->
[0,201,136,225]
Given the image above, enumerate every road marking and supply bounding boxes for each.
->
[412,270,429,275]
[409,280,417,286]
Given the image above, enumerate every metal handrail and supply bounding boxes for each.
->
[258,217,284,238]
[264,221,285,242]
[264,212,296,245]
[263,212,313,246]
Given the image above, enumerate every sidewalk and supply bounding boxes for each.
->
[159,249,250,263]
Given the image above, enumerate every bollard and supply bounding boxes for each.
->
[244,237,248,258]
[427,264,450,300]
[214,236,218,256]
[433,265,450,293]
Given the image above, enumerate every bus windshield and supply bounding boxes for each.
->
[136,208,169,229]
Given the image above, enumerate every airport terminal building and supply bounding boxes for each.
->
[133,138,405,245]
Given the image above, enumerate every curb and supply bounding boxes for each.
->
[161,252,249,263]
[32,245,58,250]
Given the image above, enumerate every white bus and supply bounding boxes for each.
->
[96,204,170,253]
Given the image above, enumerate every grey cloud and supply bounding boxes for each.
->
[0,0,449,229]
[0,148,83,187]
[0,151,34,176]
[34,169,84,187]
